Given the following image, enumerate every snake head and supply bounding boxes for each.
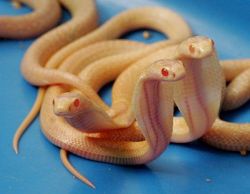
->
[178,36,215,59]
[143,59,186,81]
[53,92,83,117]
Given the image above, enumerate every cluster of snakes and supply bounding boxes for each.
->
[2,0,250,189]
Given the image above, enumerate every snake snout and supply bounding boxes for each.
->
[53,97,71,116]
[53,92,85,117]
[150,59,185,81]
[170,60,186,80]
[178,36,215,59]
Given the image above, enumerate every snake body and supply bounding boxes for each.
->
[42,59,186,164]
[12,0,99,152]
[19,6,192,106]
[53,34,250,148]
[44,37,222,162]
[44,36,224,187]
[203,119,250,151]
[0,0,61,39]
[52,36,224,143]
[44,6,191,76]
[20,0,98,86]
[222,68,250,110]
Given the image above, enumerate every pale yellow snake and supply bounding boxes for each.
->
[0,0,61,39]
[40,36,223,188]
[53,36,223,141]
[3,0,249,189]
[14,4,192,149]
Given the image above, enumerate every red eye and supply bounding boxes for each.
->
[74,99,80,107]
[161,68,169,77]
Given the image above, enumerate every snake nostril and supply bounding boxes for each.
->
[189,44,195,54]
[52,99,55,106]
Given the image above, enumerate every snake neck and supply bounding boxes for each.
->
[133,79,174,161]
[172,53,224,142]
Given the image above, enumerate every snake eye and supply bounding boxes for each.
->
[73,98,80,108]
[161,68,169,77]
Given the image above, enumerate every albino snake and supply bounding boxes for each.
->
[0,0,61,39]
[2,0,249,189]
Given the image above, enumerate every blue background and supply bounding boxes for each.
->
[0,0,250,193]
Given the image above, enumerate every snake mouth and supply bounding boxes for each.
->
[53,107,70,117]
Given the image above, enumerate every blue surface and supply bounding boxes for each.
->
[0,0,250,194]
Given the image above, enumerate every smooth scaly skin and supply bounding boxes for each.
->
[109,38,250,150]
[14,5,192,151]
[202,66,250,153]
[14,6,192,187]
[54,36,223,142]
[49,36,249,189]
[111,36,224,142]
[40,49,186,189]
[15,38,250,148]
[52,44,184,131]
[53,46,178,129]
[18,6,192,121]
[41,59,186,162]
[65,43,250,110]
[76,44,250,148]
[15,1,248,151]
[0,0,61,39]
[222,68,250,111]
[220,59,250,81]
[21,6,192,87]
[55,36,250,151]
[60,149,96,189]
[32,40,148,188]
[202,119,250,152]
[13,40,145,152]
[20,0,98,86]
[13,0,99,152]
[46,37,222,187]
[39,60,184,188]
[52,40,147,114]
[15,42,250,153]
[59,40,147,77]
[79,42,172,92]
[59,41,180,112]
[220,59,250,110]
